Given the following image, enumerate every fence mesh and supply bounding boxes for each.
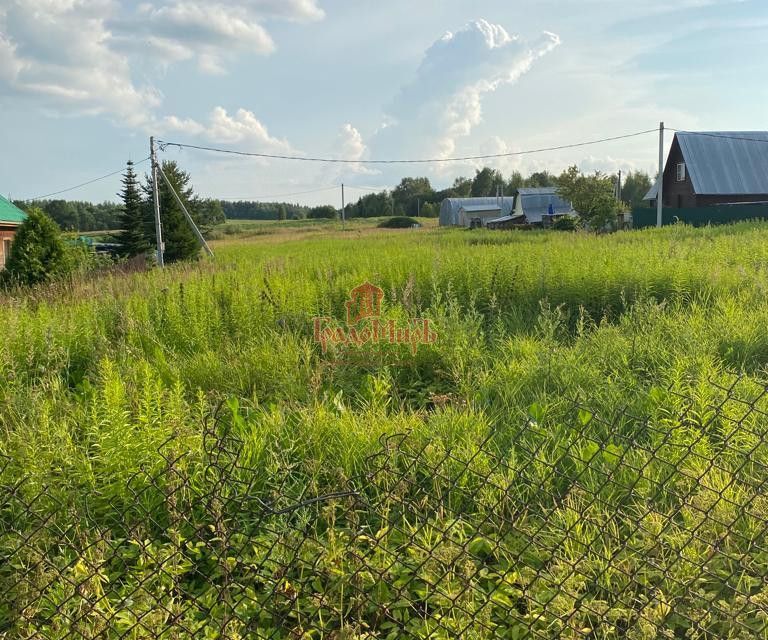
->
[3,379,768,638]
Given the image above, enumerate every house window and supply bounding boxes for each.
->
[676,162,686,182]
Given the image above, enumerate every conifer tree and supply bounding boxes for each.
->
[116,161,150,257]
[142,161,199,263]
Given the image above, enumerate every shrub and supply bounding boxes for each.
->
[378,216,420,229]
[552,215,579,231]
[2,208,71,286]
[308,205,338,220]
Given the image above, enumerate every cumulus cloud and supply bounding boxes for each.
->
[240,0,325,22]
[0,0,325,127]
[312,123,380,187]
[121,2,276,74]
[111,0,324,74]
[0,0,162,126]
[162,106,296,153]
[369,20,560,166]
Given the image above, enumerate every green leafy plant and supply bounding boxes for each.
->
[2,207,70,286]
[378,216,420,228]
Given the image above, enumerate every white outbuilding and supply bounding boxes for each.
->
[439,197,515,227]
[439,189,574,227]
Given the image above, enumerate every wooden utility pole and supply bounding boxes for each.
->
[657,122,664,228]
[341,183,346,226]
[150,136,164,267]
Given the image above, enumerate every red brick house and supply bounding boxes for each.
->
[645,131,768,208]
[0,194,27,269]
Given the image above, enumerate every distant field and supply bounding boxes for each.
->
[3,222,768,637]
[208,215,438,239]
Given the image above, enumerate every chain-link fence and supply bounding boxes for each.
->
[4,379,768,639]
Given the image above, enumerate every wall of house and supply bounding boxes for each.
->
[695,194,768,207]
[662,139,697,208]
[0,226,17,269]
[662,137,768,208]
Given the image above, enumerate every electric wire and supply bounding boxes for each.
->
[156,129,660,165]
[30,128,765,204]
[217,185,341,200]
[27,156,151,201]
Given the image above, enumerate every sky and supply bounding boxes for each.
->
[1,0,767,205]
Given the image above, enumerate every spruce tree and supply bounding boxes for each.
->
[142,161,200,263]
[116,161,150,257]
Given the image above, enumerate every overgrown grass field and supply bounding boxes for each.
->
[4,222,768,638]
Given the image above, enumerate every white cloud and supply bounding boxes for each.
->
[0,33,23,82]
[162,106,296,154]
[130,2,276,73]
[239,0,325,22]
[115,0,324,74]
[337,123,366,161]
[0,0,161,127]
[0,0,326,127]
[369,20,560,167]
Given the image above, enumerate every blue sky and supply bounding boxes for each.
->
[1,0,766,205]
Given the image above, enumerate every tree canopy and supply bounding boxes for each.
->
[557,166,622,229]
[116,161,150,258]
[308,205,338,219]
[143,161,200,263]
[621,170,653,209]
[3,208,71,285]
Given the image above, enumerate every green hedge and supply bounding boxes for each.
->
[633,205,768,228]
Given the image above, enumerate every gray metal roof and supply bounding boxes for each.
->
[487,214,523,224]
[643,179,659,201]
[680,131,768,195]
[516,187,559,195]
[460,204,502,213]
[518,192,573,223]
[646,131,768,199]
[439,197,515,226]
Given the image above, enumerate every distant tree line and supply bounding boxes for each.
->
[18,200,124,232]
[14,166,652,232]
[343,168,650,220]
[221,201,310,221]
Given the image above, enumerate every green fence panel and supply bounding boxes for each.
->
[632,205,768,229]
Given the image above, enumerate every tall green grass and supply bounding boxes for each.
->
[4,222,768,637]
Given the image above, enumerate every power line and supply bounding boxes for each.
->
[156,129,659,165]
[27,157,151,201]
[344,185,390,192]
[217,186,341,201]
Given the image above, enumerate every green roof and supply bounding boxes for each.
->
[0,194,27,224]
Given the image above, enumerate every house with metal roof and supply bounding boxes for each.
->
[644,131,768,208]
[0,194,27,269]
[439,197,515,227]
[512,188,573,224]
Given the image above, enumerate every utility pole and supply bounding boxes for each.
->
[150,136,164,267]
[657,122,664,228]
[417,198,420,217]
[341,183,346,226]
[617,169,622,201]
